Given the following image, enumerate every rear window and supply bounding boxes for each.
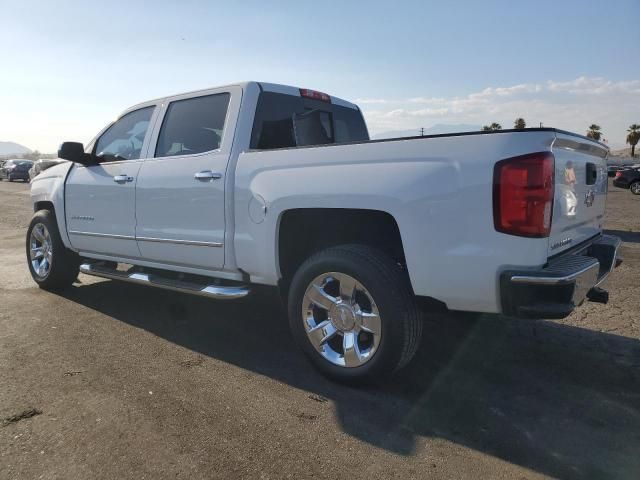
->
[250,92,369,150]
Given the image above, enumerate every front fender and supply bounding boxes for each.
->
[30,162,74,249]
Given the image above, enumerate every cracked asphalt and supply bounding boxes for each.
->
[1,178,639,479]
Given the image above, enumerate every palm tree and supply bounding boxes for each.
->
[514,118,526,129]
[586,124,602,141]
[482,122,502,131]
[627,124,640,157]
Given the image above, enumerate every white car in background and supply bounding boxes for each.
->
[28,159,67,182]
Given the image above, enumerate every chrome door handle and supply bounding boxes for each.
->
[194,170,222,181]
[113,175,134,183]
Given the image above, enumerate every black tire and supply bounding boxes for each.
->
[288,244,422,383]
[26,210,80,290]
[630,181,640,195]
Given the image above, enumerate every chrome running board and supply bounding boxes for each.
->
[79,263,250,300]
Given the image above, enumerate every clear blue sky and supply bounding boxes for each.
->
[1,0,638,150]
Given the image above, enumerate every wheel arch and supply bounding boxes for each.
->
[34,200,55,214]
[276,208,407,288]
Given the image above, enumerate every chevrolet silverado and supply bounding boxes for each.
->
[27,81,621,381]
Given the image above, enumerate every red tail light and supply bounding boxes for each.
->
[493,152,555,237]
[299,88,331,103]
[615,171,622,178]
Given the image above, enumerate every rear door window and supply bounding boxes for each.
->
[155,93,231,158]
[250,92,369,150]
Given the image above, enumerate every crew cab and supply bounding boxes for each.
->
[27,81,621,381]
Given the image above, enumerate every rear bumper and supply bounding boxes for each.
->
[500,235,621,319]
[6,170,29,180]
[612,178,629,188]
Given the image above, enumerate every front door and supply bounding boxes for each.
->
[135,88,240,270]
[65,105,156,258]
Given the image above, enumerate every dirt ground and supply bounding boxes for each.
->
[0,178,638,480]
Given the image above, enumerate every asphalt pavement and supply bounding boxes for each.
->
[1,179,639,479]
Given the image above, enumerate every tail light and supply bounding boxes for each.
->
[493,152,555,237]
[615,171,622,178]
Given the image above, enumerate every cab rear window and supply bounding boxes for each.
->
[250,92,369,150]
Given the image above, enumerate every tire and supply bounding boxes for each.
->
[287,244,422,383]
[630,181,640,195]
[26,210,80,290]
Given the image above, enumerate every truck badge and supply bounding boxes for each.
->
[584,190,595,207]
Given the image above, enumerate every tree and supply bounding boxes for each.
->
[627,124,640,157]
[21,150,41,161]
[482,122,502,131]
[514,118,526,129]
[586,124,602,141]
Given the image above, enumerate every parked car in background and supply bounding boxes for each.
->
[608,164,629,177]
[0,159,33,182]
[28,159,67,182]
[613,167,640,194]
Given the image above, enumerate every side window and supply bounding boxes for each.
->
[95,106,155,162]
[155,93,230,158]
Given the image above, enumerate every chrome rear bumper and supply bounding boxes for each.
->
[500,235,621,319]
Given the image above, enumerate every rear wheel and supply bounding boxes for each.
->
[26,210,80,290]
[631,181,640,195]
[288,244,422,383]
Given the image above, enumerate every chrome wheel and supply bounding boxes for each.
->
[302,272,382,368]
[631,182,640,195]
[30,223,53,278]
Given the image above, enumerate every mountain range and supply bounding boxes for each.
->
[372,124,483,140]
[0,141,31,156]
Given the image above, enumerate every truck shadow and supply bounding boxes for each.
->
[604,229,640,244]
[57,282,640,480]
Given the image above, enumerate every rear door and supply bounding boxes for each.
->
[134,86,241,270]
[65,105,157,258]
[548,133,608,255]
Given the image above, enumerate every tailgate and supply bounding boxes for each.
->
[548,133,608,256]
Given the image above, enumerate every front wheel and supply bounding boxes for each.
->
[630,181,640,195]
[26,210,80,290]
[288,244,422,383]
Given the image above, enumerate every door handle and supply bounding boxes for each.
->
[194,170,222,181]
[113,175,134,183]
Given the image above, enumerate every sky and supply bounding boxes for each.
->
[1,0,638,151]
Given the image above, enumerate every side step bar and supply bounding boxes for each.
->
[79,263,250,300]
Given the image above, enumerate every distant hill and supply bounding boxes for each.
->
[607,147,638,164]
[373,124,483,140]
[610,147,633,158]
[0,141,31,156]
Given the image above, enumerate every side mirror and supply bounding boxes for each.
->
[58,142,95,166]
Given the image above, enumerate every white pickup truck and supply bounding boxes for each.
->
[28,81,621,381]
